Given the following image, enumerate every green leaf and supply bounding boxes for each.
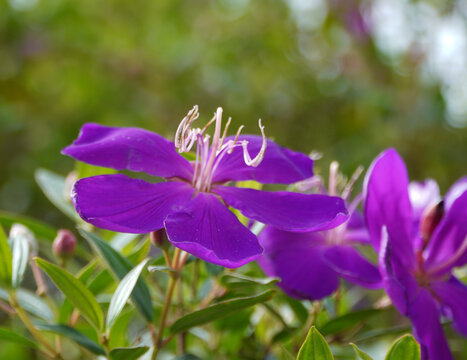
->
[109,346,149,360]
[0,211,56,240]
[297,326,334,360]
[75,162,116,179]
[35,168,80,221]
[0,288,54,320]
[107,259,150,330]
[220,273,279,287]
[35,258,104,330]
[148,265,178,275]
[79,229,154,322]
[173,355,202,360]
[350,343,373,360]
[126,238,150,265]
[10,226,31,288]
[385,334,421,360]
[0,226,12,286]
[34,323,105,355]
[0,327,37,348]
[319,309,383,336]
[170,289,275,334]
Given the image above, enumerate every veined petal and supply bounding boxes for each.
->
[72,175,194,233]
[63,123,193,180]
[363,148,414,267]
[431,277,467,337]
[164,192,262,268]
[211,135,314,185]
[258,227,338,300]
[322,246,381,289]
[425,190,467,272]
[214,186,348,232]
[408,288,452,360]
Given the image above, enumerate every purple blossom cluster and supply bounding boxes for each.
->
[63,107,466,360]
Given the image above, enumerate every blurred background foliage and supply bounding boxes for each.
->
[0,0,466,243]
[1,1,467,359]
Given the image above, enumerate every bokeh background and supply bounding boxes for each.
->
[0,0,467,359]
[1,0,467,226]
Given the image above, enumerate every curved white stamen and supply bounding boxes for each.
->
[341,165,364,200]
[426,235,467,276]
[329,161,339,196]
[241,119,267,167]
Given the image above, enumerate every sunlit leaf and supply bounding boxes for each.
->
[350,343,373,360]
[385,334,421,360]
[35,258,104,330]
[109,346,149,360]
[0,288,53,321]
[10,227,31,288]
[79,228,154,322]
[106,259,149,330]
[297,326,334,360]
[0,212,56,240]
[35,323,105,355]
[0,328,37,348]
[126,238,150,265]
[170,289,275,334]
[0,226,12,286]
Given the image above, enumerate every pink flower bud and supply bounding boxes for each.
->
[53,229,77,259]
[150,229,170,250]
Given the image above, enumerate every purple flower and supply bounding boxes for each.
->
[258,162,381,300]
[63,106,348,268]
[364,148,467,360]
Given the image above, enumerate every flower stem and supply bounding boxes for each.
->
[8,291,61,359]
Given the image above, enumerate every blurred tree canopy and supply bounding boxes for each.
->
[0,0,466,226]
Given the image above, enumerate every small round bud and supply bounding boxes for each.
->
[53,229,77,260]
[150,229,170,250]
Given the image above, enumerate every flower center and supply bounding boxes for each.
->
[175,106,267,192]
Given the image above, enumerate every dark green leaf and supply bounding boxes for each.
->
[350,343,373,360]
[79,229,153,322]
[385,335,421,360]
[109,346,149,360]
[204,262,223,276]
[220,273,279,287]
[319,309,383,336]
[174,355,202,360]
[297,326,334,360]
[34,323,105,355]
[35,168,80,221]
[107,259,149,330]
[0,327,37,348]
[126,239,150,265]
[0,226,12,286]
[35,258,104,330]
[170,289,275,334]
[0,212,56,240]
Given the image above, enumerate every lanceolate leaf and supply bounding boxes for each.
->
[319,309,383,336]
[106,259,150,330]
[385,335,421,360]
[350,343,374,360]
[0,327,37,348]
[0,212,56,240]
[0,226,12,286]
[109,346,149,360]
[35,168,80,222]
[297,326,334,360]
[34,323,105,355]
[0,288,54,321]
[170,289,276,334]
[11,230,30,288]
[35,258,104,330]
[79,228,154,322]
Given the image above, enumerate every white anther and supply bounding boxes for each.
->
[241,119,267,167]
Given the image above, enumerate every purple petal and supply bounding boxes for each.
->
[322,246,381,289]
[363,148,414,267]
[408,287,452,360]
[431,277,467,337]
[258,226,338,300]
[425,190,467,272]
[408,179,440,220]
[445,176,467,210]
[72,175,194,233]
[211,135,314,185]
[63,123,193,180]
[345,211,370,244]
[164,192,262,268]
[214,186,348,232]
